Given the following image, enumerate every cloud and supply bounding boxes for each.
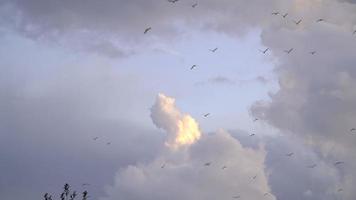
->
[101,128,275,200]
[150,93,201,149]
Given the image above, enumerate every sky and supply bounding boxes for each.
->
[1,0,356,200]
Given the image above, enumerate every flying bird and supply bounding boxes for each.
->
[168,0,179,3]
[252,175,257,180]
[271,12,279,15]
[106,142,111,145]
[260,48,269,54]
[161,163,166,168]
[286,152,294,157]
[70,191,77,200]
[334,161,344,166]
[82,183,90,187]
[338,188,343,192]
[204,162,211,166]
[144,27,152,34]
[282,13,288,18]
[249,133,256,137]
[190,65,197,70]
[264,193,269,196]
[253,118,259,122]
[284,48,294,54]
[204,113,210,117]
[232,195,241,199]
[316,18,324,22]
[82,191,88,199]
[192,3,198,8]
[350,128,356,132]
[310,51,316,55]
[353,30,356,35]
[222,166,227,170]
[93,137,99,140]
[294,19,302,25]
[209,47,218,52]
[60,193,65,200]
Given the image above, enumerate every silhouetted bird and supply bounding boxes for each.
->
[44,193,50,200]
[253,118,258,122]
[209,48,218,52]
[350,128,356,132]
[192,3,198,8]
[70,191,77,200]
[334,161,344,166]
[232,195,241,199]
[271,12,279,15]
[282,13,288,18]
[222,166,227,170]
[249,133,255,137]
[284,48,294,54]
[310,51,316,55]
[204,162,211,166]
[252,175,257,180]
[93,137,99,140]
[106,142,111,145]
[204,113,210,117]
[168,0,179,3]
[144,27,152,34]
[161,163,166,168]
[307,164,317,168]
[316,18,324,22]
[190,65,197,70]
[338,188,343,192]
[260,48,269,54]
[294,19,302,25]
[353,30,356,35]
[286,152,294,157]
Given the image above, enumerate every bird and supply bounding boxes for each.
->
[310,51,316,55]
[190,65,197,70]
[286,152,294,157]
[334,161,344,166]
[70,191,77,200]
[252,175,257,180]
[316,18,324,22]
[93,137,99,140]
[264,193,269,196]
[232,195,241,199]
[253,118,259,122]
[192,3,198,8]
[307,164,317,168]
[249,133,256,137]
[204,162,211,166]
[161,163,166,168]
[294,19,302,25]
[168,0,179,3]
[209,47,218,53]
[144,27,152,34]
[106,142,111,145]
[60,192,65,200]
[282,13,288,18]
[222,166,227,170]
[337,188,343,192]
[44,193,50,200]
[204,113,210,117]
[353,30,356,35]
[82,191,88,199]
[350,128,356,132]
[271,12,279,15]
[284,48,294,54]
[259,48,269,54]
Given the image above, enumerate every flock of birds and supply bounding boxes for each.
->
[72,1,356,199]
[44,184,88,200]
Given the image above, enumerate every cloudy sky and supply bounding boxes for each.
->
[1,0,356,200]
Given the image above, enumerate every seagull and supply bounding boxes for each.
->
[204,113,210,117]
[161,163,166,168]
[259,48,269,54]
[284,48,294,54]
[294,19,302,25]
[286,152,294,157]
[316,18,324,22]
[168,0,179,3]
[253,118,259,122]
[307,164,317,168]
[222,166,227,170]
[190,65,197,70]
[204,162,211,166]
[252,175,257,180]
[144,27,152,34]
[334,161,344,166]
[232,195,241,199]
[310,51,316,55]
[249,133,256,137]
[209,47,218,53]
[93,137,99,140]
[272,12,279,15]
[192,3,198,8]
[350,128,356,132]
[282,13,288,18]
